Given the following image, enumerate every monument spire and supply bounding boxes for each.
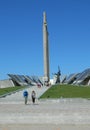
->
[43,12,50,82]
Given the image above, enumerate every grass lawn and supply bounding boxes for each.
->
[0,86,27,96]
[40,84,90,98]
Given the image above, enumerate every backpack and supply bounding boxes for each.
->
[23,91,28,97]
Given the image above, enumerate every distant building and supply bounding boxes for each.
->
[0,68,90,88]
[63,68,90,86]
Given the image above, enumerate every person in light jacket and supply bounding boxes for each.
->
[31,90,36,104]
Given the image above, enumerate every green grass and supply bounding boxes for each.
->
[0,86,27,96]
[40,84,90,98]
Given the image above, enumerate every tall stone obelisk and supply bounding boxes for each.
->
[43,12,50,82]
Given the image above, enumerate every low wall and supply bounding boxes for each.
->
[0,79,15,88]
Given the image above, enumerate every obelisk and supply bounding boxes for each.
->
[43,12,50,82]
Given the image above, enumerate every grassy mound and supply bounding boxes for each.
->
[0,86,27,96]
[40,84,90,98]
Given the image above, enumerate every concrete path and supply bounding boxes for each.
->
[0,85,90,130]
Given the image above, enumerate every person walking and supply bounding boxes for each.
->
[31,90,36,104]
[23,90,28,104]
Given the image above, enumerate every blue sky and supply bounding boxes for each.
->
[0,0,90,79]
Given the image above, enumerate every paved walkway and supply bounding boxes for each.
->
[0,86,90,130]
